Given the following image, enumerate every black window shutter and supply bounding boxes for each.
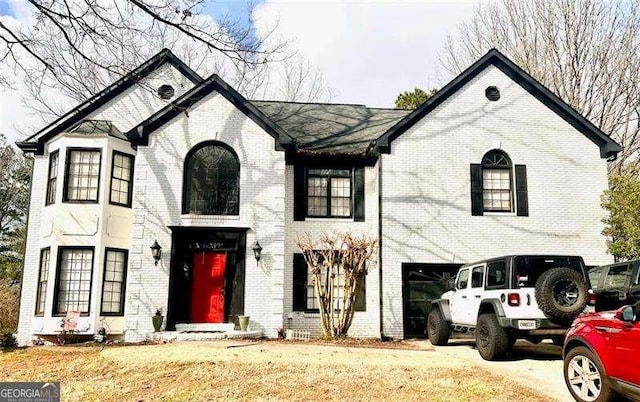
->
[470,164,483,216]
[353,167,365,222]
[515,164,529,216]
[355,278,366,311]
[292,253,307,311]
[293,164,306,221]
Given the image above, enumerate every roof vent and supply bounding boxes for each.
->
[158,84,175,100]
[485,86,500,101]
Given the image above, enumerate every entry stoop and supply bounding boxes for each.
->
[150,323,262,342]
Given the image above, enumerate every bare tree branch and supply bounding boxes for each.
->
[439,0,640,174]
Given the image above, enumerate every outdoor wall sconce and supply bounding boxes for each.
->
[252,241,263,265]
[150,240,162,265]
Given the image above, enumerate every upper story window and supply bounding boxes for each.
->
[46,151,59,205]
[64,148,101,203]
[470,149,528,216]
[481,150,513,212]
[293,165,365,221]
[110,151,134,207]
[183,141,240,215]
[307,168,352,218]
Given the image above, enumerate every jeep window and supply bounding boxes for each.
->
[456,269,469,289]
[513,256,584,287]
[604,264,631,288]
[588,267,605,290]
[471,266,484,288]
[486,260,508,289]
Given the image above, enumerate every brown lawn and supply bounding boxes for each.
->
[0,339,554,401]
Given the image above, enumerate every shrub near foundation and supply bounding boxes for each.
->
[0,283,19,347]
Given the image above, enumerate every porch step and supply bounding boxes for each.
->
[150,329,262,342]
[175,323,235,333]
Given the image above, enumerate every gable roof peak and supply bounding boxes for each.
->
[375,48,622,160]
[17,48,202,155]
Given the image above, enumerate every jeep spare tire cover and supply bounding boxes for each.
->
[534,267,587,325]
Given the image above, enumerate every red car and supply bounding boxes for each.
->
[563,301,640,402]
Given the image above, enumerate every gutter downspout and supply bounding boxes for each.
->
[378,156,385,339]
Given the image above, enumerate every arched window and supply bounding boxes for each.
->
[471,149,528,216]
[480,149,513,212]
[183,142,240,215]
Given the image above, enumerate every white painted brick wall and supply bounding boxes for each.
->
[380,65,613,339]
[87,63,196,134]
[124,90,286,341]
[16,134,135,344]
[283,161,381,338]
[16,155,48,345]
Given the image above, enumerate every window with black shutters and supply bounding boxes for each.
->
[292,253,366,312]
[470,149,528,216]
[294,166,365,221]
[183,141,240,215]
[307,168,352,218]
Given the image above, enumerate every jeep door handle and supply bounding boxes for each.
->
[461,295,467,299]
[475,295,481,298]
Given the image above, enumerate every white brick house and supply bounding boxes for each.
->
[15,49,621,344]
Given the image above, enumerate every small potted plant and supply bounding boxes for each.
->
[152,309,164,332]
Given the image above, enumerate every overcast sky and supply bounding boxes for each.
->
[0,0,479,144]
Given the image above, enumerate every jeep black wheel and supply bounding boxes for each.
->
[427,309,450,346]
[475,313,510,361]
[535,267,587,325]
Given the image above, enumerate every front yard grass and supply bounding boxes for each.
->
[0,340,553,401]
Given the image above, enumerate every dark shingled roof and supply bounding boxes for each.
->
[251,101,410,154]
[68,120,127,140]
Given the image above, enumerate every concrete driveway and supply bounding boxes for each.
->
[426,338,574,402]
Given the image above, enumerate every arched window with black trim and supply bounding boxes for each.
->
[183,141,240,215]
[470,149,528,216]
[481,150,513,212]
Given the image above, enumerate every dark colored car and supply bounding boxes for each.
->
[588,259,640,311]
[563,301,640,402]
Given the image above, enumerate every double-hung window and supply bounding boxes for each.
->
[307,168,352,218]
[110,151,134,207]
[35,248,50,316]
[64,148,101,202]
[481,150,513,212]
[54,247,94,315]
[470,149,528,216]
[294,165,365,221]
[101,248,128,315]
[46,151,59,205]
[292,253,366,312]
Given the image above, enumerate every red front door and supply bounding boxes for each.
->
[191,252,227,323]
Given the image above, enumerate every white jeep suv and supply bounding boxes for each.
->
[427,255,595,360]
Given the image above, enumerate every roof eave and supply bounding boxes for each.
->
[23,49,204,154]
[128,74,295,152]
[15,141,39,154]
[375,48,623,160]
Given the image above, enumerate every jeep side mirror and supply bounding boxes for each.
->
[447,278,456,291]
[616,305,635,322]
